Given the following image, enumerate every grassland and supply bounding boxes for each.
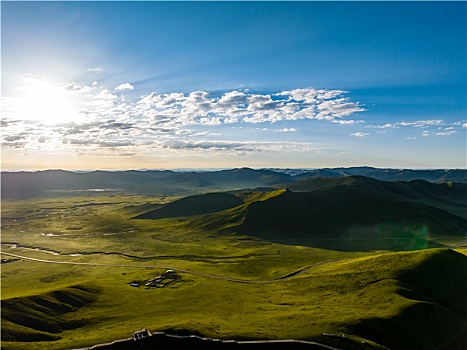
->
[2,193,467,350]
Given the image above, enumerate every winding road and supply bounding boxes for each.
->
[2,251,347,350]
[0,251,339,284]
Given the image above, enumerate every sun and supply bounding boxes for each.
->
[15,78,82,125]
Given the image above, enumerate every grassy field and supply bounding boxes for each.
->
[2,195,467,350]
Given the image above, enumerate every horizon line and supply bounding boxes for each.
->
[1,166,465,173]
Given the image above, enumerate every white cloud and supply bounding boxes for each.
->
[64,82,93,92]
[351,132,369,137]
[217,90,247,106]
[162,139,322,153]
[94,89,117,100]
[332,119,365,125]
[435,131,457,136]
[115,83,134,91]
[399,120,444,128]
[134,87,364,126]
[2,82,363,157]
[316,98,364,120]
[87,67,103,73]
[369,120,446,129]
[369,123,397,129]
[275,128,298,132]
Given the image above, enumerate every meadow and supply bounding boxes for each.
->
[1,192,466,350]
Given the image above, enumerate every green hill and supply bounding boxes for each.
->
[3,250,465,350]
[346,249,467,349]
[141,177,467,251]
[190,186,464,237]
[1,285,99,342]
[134,192,244,219]
[284,176,467,218]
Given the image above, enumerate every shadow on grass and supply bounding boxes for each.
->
[246,222,450,252]
[264,237,446,252]
[349,249,467,349]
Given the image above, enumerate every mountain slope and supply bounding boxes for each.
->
[189,185,466,238]
[1,285,99,342]
[134,192,244,219]
[283,176,467,219]
[347,249,467,349]
[170,177,467,250]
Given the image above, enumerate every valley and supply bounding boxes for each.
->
[1,168,466,350]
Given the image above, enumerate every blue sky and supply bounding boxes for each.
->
[1,1,466,170]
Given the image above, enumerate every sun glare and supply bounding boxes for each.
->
[16,79,81,125]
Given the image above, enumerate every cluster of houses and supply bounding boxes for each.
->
[130,270,180,288]
[145,269,179,287]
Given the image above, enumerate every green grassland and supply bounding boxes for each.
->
[2,192,467,350]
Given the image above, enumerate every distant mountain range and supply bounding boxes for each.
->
[266,166,467,182]
[1,167,466,199]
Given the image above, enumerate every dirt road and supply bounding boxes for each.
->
[0,251,338,284]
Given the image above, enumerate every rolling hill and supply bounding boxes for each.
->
[135,176,467,251]
[134,192,244,219]
[3,249,465,350]
[282,176,467,218]
[1,285,99,342]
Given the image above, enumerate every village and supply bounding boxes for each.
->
[129,270,181,289]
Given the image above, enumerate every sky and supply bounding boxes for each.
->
[1,1,466,171]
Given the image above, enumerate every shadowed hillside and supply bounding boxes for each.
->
[131,177,467,251]
[134,193,244,219]
[190,186,465,239]
[348,249,467,350]
[1,285,99,342]
[283,176,467,218]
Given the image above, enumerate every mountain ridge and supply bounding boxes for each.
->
[2,167,466,199]
[134,176,467,251]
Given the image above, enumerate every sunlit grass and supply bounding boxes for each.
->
[2,195,466,350]
[3,249,466,350]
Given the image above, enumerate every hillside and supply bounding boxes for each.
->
[134,193,244,219]
[3,249,465,350]
[133,177,467,251]
[282,176,467,218]
[347,249,467,350]
[1,285,99,342]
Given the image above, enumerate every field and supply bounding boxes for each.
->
[2,188,467,350]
